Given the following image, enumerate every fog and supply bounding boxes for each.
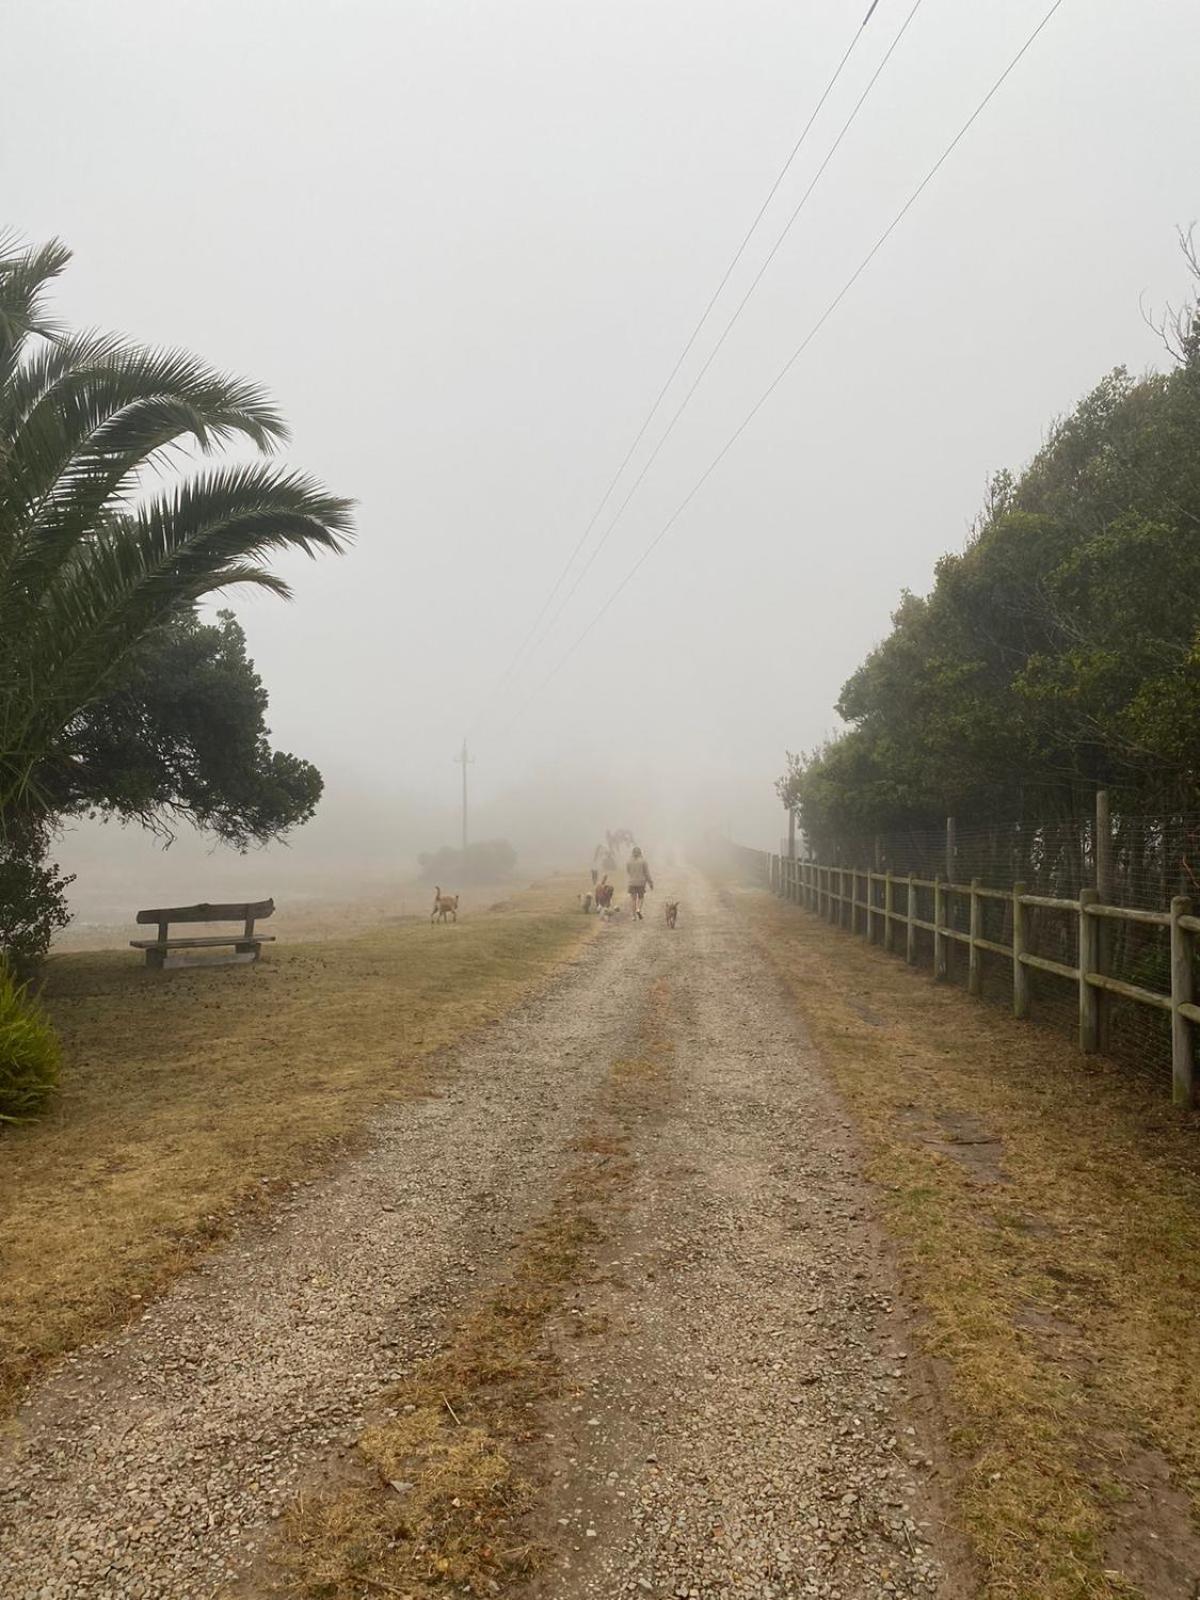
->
[4,0,1199,922]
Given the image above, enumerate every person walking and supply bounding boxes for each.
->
[626,846,654,920]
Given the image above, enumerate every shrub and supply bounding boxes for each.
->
[417,839,518,885]
[0,842,74,979]
[0,965,61,1124]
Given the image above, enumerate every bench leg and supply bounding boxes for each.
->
[235,942,262,961]
[145,949,166,971]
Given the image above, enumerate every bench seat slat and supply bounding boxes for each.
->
[135,898,274,925]
[130,934,277,950]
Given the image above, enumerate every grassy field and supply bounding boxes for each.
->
[0,882,594,1412]
[736,885,1200,1600]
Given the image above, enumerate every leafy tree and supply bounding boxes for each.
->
[0,233,353,962]
[782,243,1200,847]
[54,609,323,848]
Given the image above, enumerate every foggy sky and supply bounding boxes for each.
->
[4,0,1199,908]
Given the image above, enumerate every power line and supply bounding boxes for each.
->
[520,0,924,661]
[466,0,886,736]
[499,0,1068,735]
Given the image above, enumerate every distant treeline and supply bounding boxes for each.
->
[780,246,1200,851]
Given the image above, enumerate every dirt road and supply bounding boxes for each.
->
[0,870,962,1599]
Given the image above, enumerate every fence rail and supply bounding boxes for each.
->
[733,843,1197,1109]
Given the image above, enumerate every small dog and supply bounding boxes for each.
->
[579,892,594,914]
[430,886,459,924]
[664,901,679,928]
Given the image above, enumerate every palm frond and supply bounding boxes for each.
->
[0,238,355,817]
[0,236,72,385]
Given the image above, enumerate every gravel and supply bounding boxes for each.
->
[0,921,643,1599]
[530,872,960,1599]
[0,869,962,1598]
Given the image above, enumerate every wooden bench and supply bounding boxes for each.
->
[130,899,276,969]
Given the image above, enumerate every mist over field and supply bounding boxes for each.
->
[6,0,1200,929]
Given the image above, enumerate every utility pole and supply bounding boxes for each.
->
[454,737,474,854]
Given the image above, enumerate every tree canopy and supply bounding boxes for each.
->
[0,233,353,961]
[781,248,1200,852]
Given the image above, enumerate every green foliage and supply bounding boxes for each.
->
[0,230,352,847]
[55,610,323,849]
[0,833,73,979]
[418,839,518,885]
[0,963,60,1124]
[783,247,1200,850]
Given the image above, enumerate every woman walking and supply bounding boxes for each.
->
[626,846,654,920]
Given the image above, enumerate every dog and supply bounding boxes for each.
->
[594,878,614,910]
[579,891,594,914]
[664,901,679,929]
[430,886,459,924]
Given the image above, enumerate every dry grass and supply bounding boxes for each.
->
[0,881,594,1412]
[735,885,1200,1600]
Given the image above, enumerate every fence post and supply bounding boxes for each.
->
[1170,896,1195,1108]
[1013,881,1030,1019]
[884,872,895,954]
[1095,789,1113,1052]
[863,870,871,941]
[842,866,852,930]
[933,875,947,980]
[968,878,982,997]
[1079,888,1100,1053]
[906,874,916,965]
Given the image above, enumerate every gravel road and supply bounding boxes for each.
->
[0,869,964,1599]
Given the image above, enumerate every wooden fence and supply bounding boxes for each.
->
[741,845,1198,1110]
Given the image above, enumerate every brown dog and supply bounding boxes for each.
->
[664,901,679,928]
[430,886,459,924]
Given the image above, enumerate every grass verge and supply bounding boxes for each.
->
[734,885,1200,1600]
[0,882,593,1413]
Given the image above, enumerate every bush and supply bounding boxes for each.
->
[0,965,61,1124]
[0,842,74,978]
[417,839,518,885]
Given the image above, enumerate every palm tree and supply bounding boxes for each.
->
[0,233,353,823]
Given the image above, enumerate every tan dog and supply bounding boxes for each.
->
[430,886,459,924]
[664,901,679,928]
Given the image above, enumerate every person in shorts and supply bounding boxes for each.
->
[627,847,654,920]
